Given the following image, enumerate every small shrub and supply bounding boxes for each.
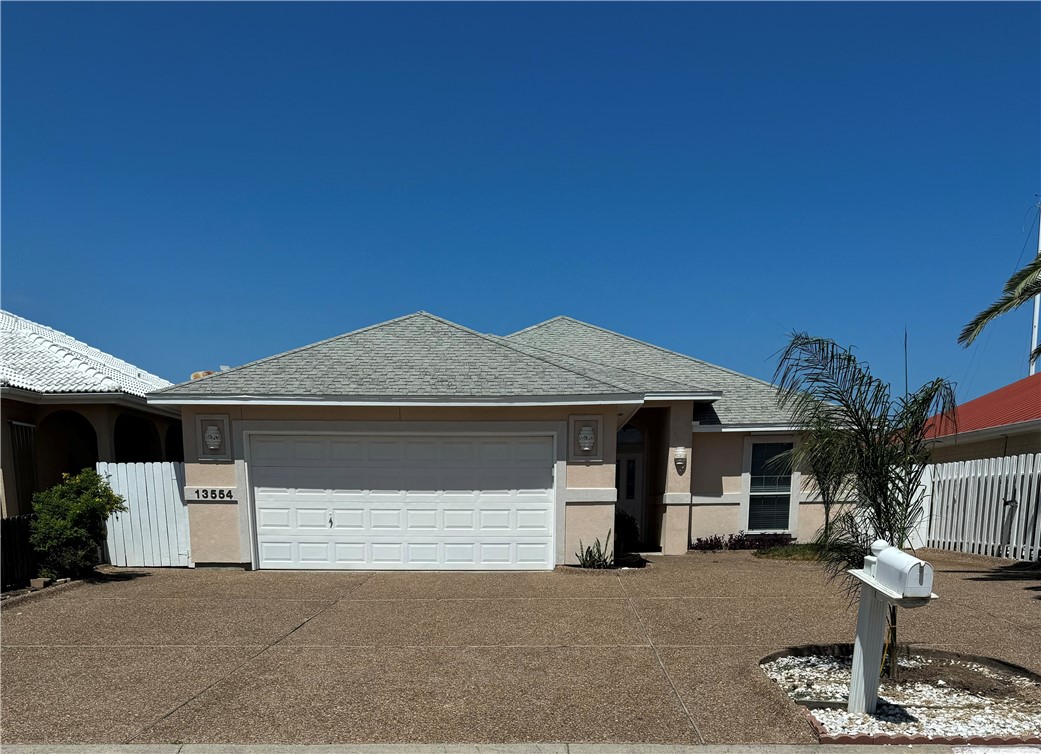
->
[691,533,728,551]
[691,531,794,552]
[576,529,614,569]
[29,469,126,579]
[754,542,821,561]
[615,509,640,553]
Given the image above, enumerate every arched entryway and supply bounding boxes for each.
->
[165,424,184,462]
[36,410,99,490]
[114,413,162,463]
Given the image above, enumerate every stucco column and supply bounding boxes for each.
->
[563,411,617,565]
[660,401,693,555]
[93,406,116,463]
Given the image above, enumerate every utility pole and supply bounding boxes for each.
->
[1032,203,1041,376]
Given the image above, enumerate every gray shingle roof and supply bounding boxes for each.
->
[152,312,790,424]
[1,310,172,398]
[153,313,692,400]
[505,317,792,425]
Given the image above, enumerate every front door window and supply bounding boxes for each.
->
[617,452,644,536]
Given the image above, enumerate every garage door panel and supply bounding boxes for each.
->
[258,541,294,564]
[294,508,328,529]
[370,509,403,530]
[334,542,366,563]
[366,439,402,461]
[406,509,438,529]
[443,508,477,530]
[478,542,512,564]
[441,440,477,462]
[371,542,403,563]
[252,434,555,570]
[516,508,552,531]
[332,509,365,529]
[328,439,364,461]
[517,542,551,564]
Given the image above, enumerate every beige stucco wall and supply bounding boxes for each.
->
[660,504,691,554]
[564,502,614,565]
[796,502,826,542]
[691,432,745,497]
[691,504,742,540]
[188,504,242,563]
[929,431,1041,464]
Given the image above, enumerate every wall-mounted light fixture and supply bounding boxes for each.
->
[674,446,688,474]
[203,424,223,451]
[577,425,597,452]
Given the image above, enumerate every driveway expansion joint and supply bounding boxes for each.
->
[123,590,349,745]
[616,573,706,745]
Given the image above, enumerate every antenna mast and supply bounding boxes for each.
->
[1031,202,1041,376]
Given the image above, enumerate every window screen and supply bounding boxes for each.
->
[748,443,793,531]
[749,495,790,531]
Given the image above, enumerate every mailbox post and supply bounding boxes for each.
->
[847,540,936,714]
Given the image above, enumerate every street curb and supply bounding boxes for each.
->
[0,745,1007,754]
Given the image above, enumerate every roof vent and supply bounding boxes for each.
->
[219,365,231,371]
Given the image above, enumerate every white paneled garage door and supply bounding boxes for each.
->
[249,434,555,570]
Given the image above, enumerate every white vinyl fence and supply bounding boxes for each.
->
[926,453,1040,561]
[98,462,192,567]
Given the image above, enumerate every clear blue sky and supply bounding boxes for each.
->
[3,2,1038,401]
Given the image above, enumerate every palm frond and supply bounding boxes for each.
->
[959,256,1041,347]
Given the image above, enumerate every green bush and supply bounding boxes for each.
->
[753,542,821,561]
[576,529,614,569]
[29,469,126,579]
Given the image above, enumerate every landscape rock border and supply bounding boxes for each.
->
[763,644,1041,746]
[0,578,84,609]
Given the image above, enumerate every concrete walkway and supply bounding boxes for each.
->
[2,744,1038,754]
[1,550,1037,745]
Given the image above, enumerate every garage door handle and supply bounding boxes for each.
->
[329,515,333,528]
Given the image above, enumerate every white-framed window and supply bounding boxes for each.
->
[741,436,799,533]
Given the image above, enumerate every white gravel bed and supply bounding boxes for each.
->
[762,653,1041,739]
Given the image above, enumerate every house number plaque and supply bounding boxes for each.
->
[184,487,238,503]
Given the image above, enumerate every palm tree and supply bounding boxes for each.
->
[774,333,956,676]
[959,255,1041,364]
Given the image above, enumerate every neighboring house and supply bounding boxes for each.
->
[1,310,181,517]
[927,372,1041,464]
[149,312,816,571]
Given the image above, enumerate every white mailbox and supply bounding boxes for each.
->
[846,540,937,715]
[860,539,934,601]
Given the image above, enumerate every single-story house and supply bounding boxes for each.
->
[1,310,181,517]
[927,372,1041,464]
[149,312,819,570]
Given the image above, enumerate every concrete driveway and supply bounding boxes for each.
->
[1,550,1037,745]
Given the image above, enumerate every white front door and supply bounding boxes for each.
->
[249,434,555,570]
[617,452,645,535]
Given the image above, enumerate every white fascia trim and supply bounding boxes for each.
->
[930,419,1041,446]
[148,393,646,407]
[692,423,797,433]
[2,387,180,417]
[645,392,721,402]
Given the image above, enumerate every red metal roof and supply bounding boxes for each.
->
[928,372,1041,438]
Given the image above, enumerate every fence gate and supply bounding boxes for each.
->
[927,453,1040,561]
[98,462,191,567]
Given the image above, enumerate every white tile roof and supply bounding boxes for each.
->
[0,310,172,398]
